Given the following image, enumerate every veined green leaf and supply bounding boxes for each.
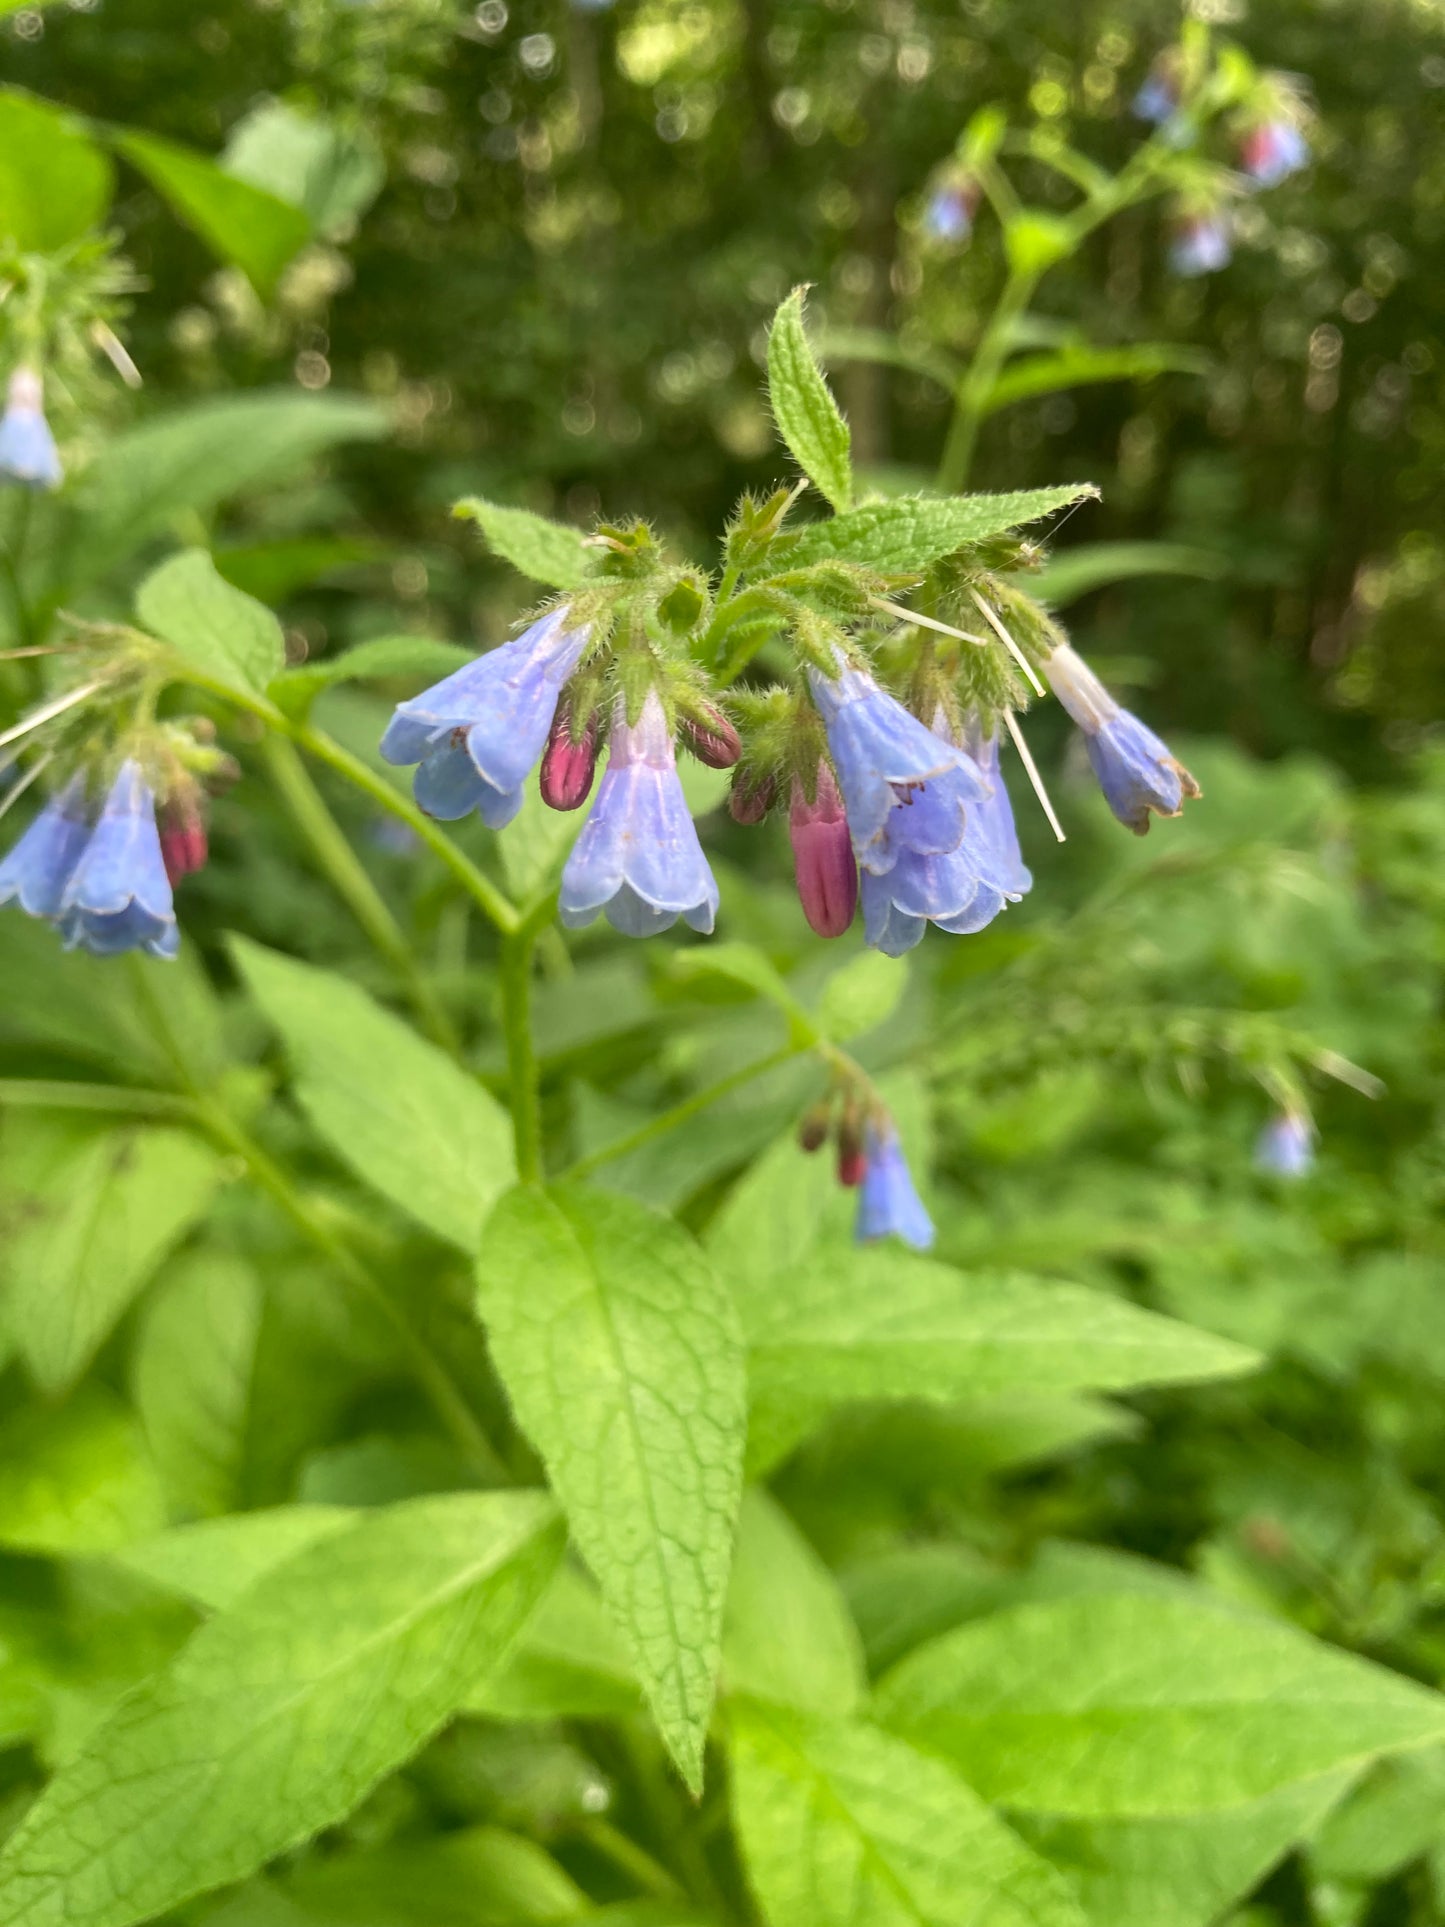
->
[453,497,588,590]
[109,1507,357,1612]
[114,130,312,295]
[476,1184,746,1790]
[0,1115,223,1393]
[0,89,113,252]
[232,939,514,1250]
[721,1490,865,1717]
[1028,541,1229,607]
[876,1590,1445,1817]
[730,1704,1087,1927]
[785,485,1099,574]
[0,1389,164,1557]
[767,288,853,513]
[137,549,286,698]
[982,344,1209,417]
[0,1493,563,1927]
[464,1564,641,1722]
[816,950,908,1044]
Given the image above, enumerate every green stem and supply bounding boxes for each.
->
[0,1078,196,1119]
[0,489,35,648]
[936,266,1039,494]
[123,958,506,1480]
[564,1043,800,1181]
[499,930,544,1184]
[574,1819,686,1902]
[260,733,458,1052]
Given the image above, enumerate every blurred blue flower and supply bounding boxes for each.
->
[380,608,588,828]
[1255,1110,1315,1177]
[559,691,719,938]
[968,725,1032,900]
[1240,121,1309,187]
[855,1123,934,1249]
[922,183,975,244]
[1043,643,1200,834]
[1168,213,1231,277]
[0,368,62,490]
[0,777,92,919]
[807,659,989,878]
[58,761,178,958]
[1133,74,1178,124]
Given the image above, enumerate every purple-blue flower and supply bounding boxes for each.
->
[559,690,719,938]
[58,761,178,959]
[0,367,62,490]
[0,776,92,919]
[807,659,990,876]
[1240,121,1308,188]
[1255,1110,1314,1178]
[380,608,588,829]
[968,725,1032,900]
[1169,213,1231,277]
[856,1122,934,1249]
[1043,643,1200,835]
[1133,73,1178,125]
[922,184,975,244]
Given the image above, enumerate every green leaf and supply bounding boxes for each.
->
[741,1248,1257,1422]
[876,1590,1445,1818]
[1310,1746,1445,1885]
[982,344,1209,416]
[671,941,813,1034]
[476,1184,747,1790]
[69,391,388,586]
[110,1507,357,1613]
[0,1389,164,1556]
[0,1115,223,1393]
[271,636,474,720]
[730,1704,1087,1927]
[766,287,853,512]
[0,1493,563,1927]
[816,950,907,1044]
[130,1250,264,1519]
[722,1490,864,1717]
[1027,541,1230,607]
[221,101,383,240]
[136,548,286,698]
[232,939,513,1249]
[785,486,1099,574]
[0,89,113,252]
[464,1564,641,1722]
[453,497,588,590]
[1022,1773,1357,1927]
[818,326,962,395]
[113,130,312,295]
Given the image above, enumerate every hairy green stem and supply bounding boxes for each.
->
[0,1078,196,1119]
[936,266,1040,495]
[259,734,458,1052]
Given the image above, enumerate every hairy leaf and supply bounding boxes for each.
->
[232,939,514,1250]
[137,549,286,697]
[785,486,1099,574]
[0,1493,562,1927]
[453,497,588,590]
[767,288,853,512]
[476,1184,746,1789]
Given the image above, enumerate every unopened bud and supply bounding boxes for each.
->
[679,703,741,770]
[540,703,600,811]
[789,765,857,939]
[797,1102,831,1154]
[160,796,209,885]
[836,1106,866,1188]
[728,767,776,826]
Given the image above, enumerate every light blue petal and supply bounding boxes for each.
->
[606,885,679,937]
[856,1132,935,1249]
[560,759,719,938]
[1085,711,1190,831]
[559,764,631,918]
[413,742,495,820]
[0,780,91,918]
[0,407,62,489]
[61,764,173,934]
[861,870,926,956]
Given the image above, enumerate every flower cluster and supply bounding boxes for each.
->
[800,1090,934,1250]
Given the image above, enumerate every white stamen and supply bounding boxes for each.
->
[1002,709,1065,843]
[90,321,143,390]
[0,680,104,752]
[0,751,52,825]
[1312,1049,1385,1100]
[868,597,989,646]
[969,590,1047,698]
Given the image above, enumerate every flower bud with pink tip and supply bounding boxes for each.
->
[789,762,857,939]
[540,702,600,811]
[678,701,742,770]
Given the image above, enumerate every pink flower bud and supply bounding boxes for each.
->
[797,1102,831,1154]
[728,768,776,825]
[540,704,599,811]
[160,799,208,885]
[836,1113,866,1189]
[679,704,741,770]
[789,765,857,939]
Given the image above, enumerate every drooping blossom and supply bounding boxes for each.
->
[0,776,92,919]
[922,181,978,245]
[1255,1110,1314,1178]
[1043,643,1200,834]
[789,763,857,939]
[58,761,178,959]
[0,367,63,490]
[855,1122,935,1249]
[1169,213,1232,277]
[558,690,719,938]
[380,608,589,828]
[1133,71,1179,125]
[1240,120,1308,187]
